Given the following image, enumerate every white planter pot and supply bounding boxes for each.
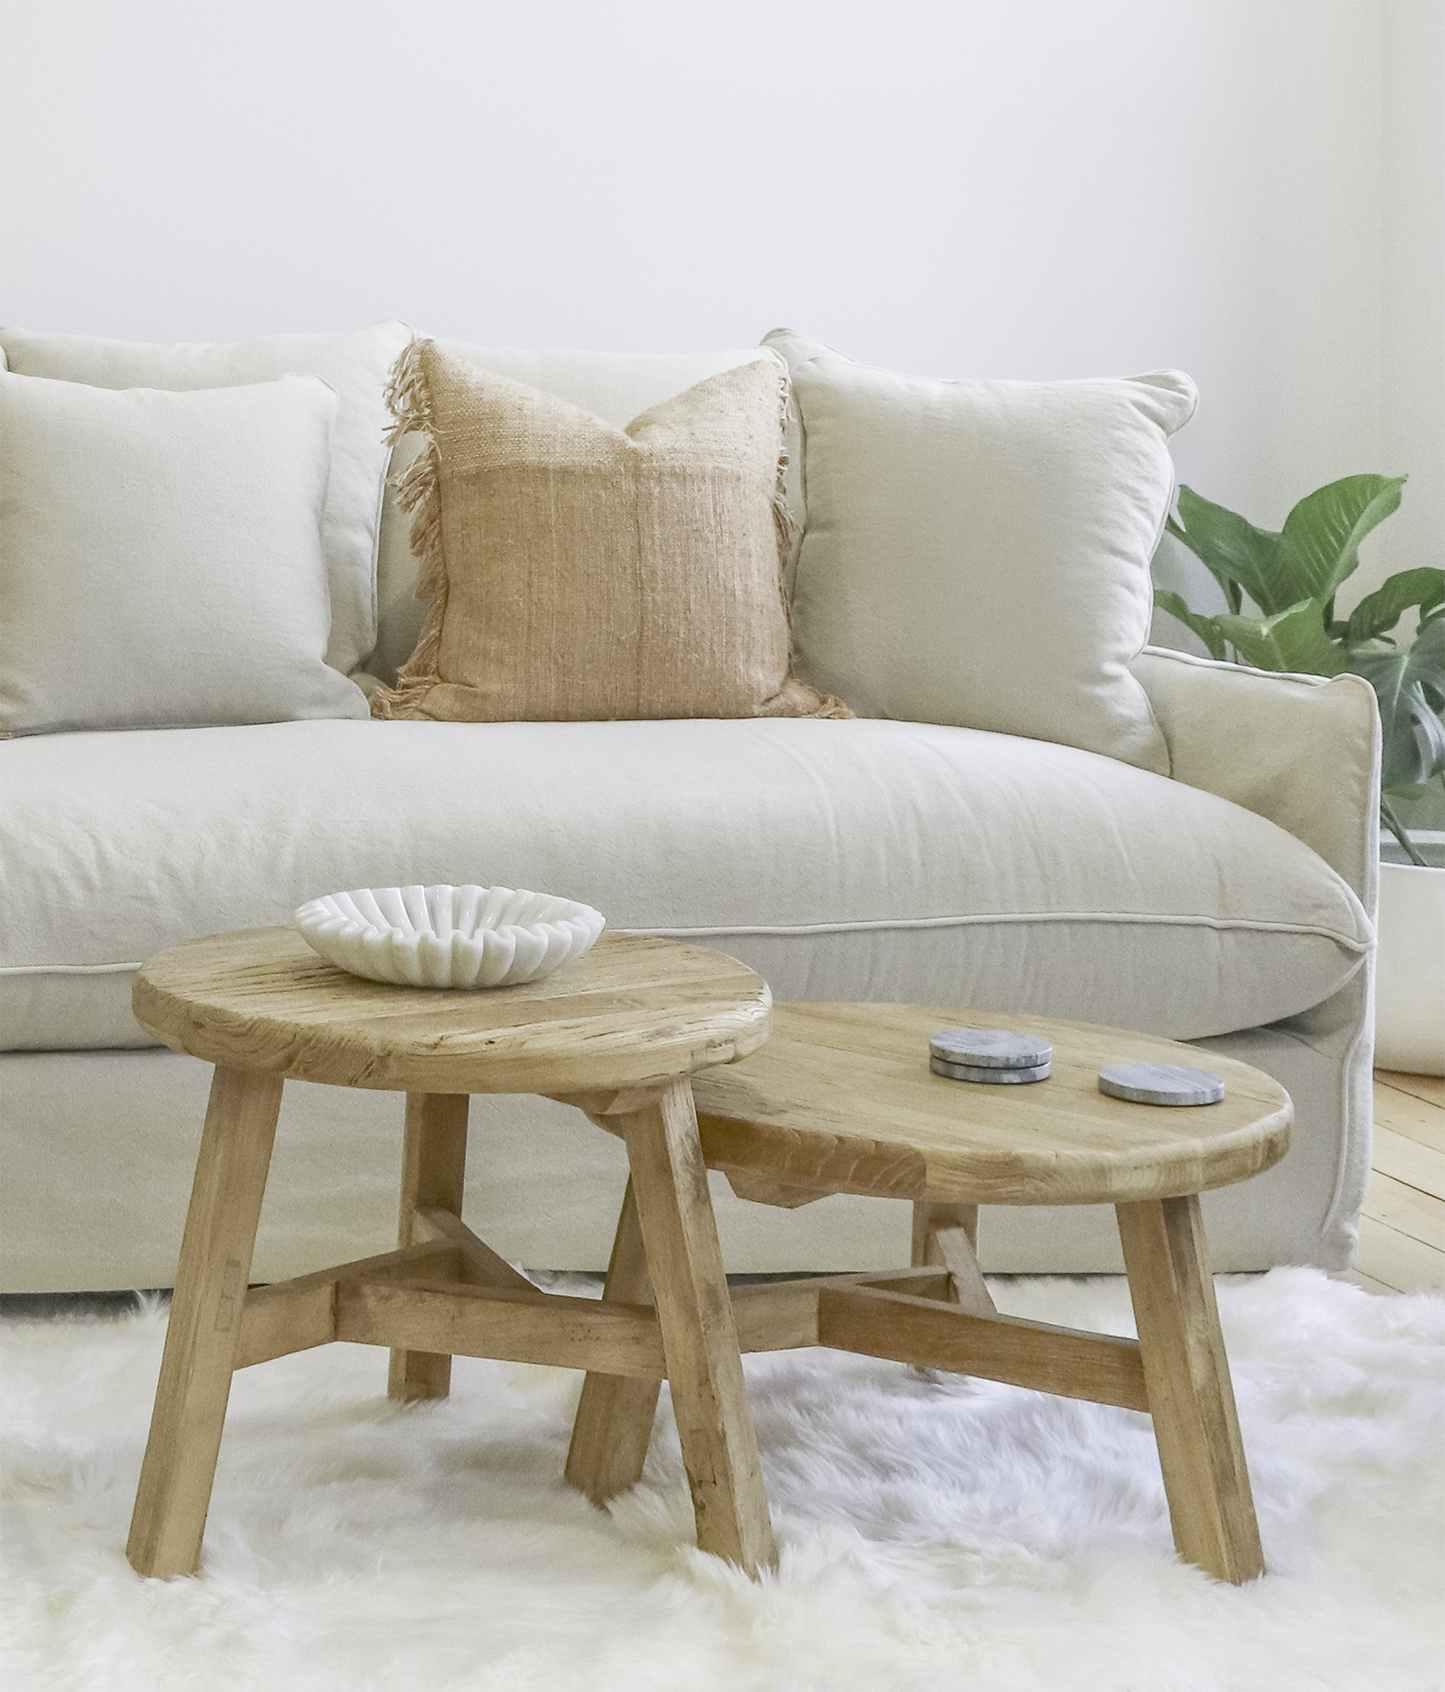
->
[1375,831,1445,1076]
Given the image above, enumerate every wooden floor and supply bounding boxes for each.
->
[1344,1071,1445,1294]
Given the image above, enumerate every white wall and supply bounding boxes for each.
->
[2,0,1438,602]
[1382,0,1445,603]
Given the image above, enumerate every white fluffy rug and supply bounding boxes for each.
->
[2,1269,1442,1692]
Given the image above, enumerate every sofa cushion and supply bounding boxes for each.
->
[370,345,785,687]
[370,343,840,722]
[0,322,411,681]
[765,329,1193,776]
[0,372,366,735]
[0,719,1370,1051]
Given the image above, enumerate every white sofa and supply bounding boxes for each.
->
[0,327,1379,1292]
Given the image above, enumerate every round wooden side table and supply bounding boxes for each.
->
[125,925,777,1580]
[578,1002,1293,1585]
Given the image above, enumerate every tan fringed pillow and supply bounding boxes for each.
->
[371,340,849,723]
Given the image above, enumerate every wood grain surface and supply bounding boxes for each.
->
[689,1003,1291,1207]
[127,1066,284,1579]
[566,1179,663,1505]
[615,1079,778,1574]
[133,927,771,1095]
[387,1092,470,1401]
[818,1286,1151,1412]
[1117,1195,1264,1582]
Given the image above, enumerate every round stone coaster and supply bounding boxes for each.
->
[1097,1062,1225,1106]
[931,1055,1052,1085]
[929,1028,1053,1070]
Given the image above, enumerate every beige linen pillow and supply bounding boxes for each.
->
[369,345,788,686]
[0,370,366,735]
[0,322,410,679]
[765,329,1196,773]
[371,340,847,723]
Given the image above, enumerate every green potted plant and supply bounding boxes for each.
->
[1157,474,1444,1075]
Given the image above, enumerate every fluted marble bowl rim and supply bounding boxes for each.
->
[294,883,606,989]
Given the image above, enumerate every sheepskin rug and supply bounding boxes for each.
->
[2,1269,1442,1692]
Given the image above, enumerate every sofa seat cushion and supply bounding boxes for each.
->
[0,719,1371,1051]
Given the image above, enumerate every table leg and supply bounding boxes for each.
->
[127,1065,284,1579]
[1116,1195,1265,1584]
[911,1201,996,1314]
[388,1092,470,1402]
[566,1177,662,1502]
[617,1079,777,1576]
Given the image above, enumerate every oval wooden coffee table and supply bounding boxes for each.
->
[573,1002,1292,1585]
[125,925,777,1580]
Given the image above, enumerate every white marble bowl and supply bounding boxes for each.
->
[294,884,606,989]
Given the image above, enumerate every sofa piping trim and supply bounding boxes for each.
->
[639,911,1371,949]
[1,910,1373,980]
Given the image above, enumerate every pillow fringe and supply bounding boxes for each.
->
[372,344,448,719]
[381,338,434,447]
[768,365,851,720]
[771,363,802,640]
[772,363,799,563]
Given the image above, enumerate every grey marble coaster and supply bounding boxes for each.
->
[929,1028,1053,1070]
[1097,1062,1225,1106]
[931,1055,1052,1085]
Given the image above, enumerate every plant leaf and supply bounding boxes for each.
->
[1215,599,1344,675]
[1349,641,1445,790]
[1152,590,1229,661]
[1344,567,1445,645]
[1169,488,1286,614]
[1277,474,1407,604]
[1408,605,1445,665]
[1405,610,1445,712]
[1379,795,1429,864]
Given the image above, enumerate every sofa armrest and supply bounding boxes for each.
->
[1132,647,1380,915]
